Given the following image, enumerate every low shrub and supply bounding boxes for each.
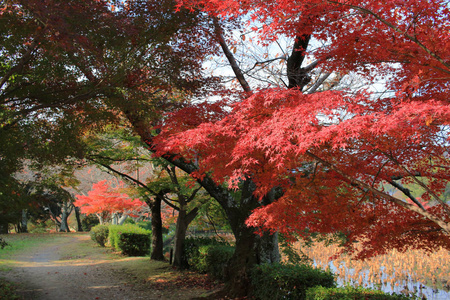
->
[0,237,8,249]
[186,243,234,279]
[201,245,234,280]
[251,263,336,300]
[182,237,230,270]
[306,286,416,300]
[135,220,152,231]
[90,225,109,247]
[0,278,19,300]
[81,214,100,232]
[118,233,151,256]
[123,218,135,225]
[28,219,54,233]
[108,224,151,256]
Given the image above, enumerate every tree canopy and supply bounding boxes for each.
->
[153,0,450,258]
[0,0,218,172]
[2,0,450,295]
[74,180,147,224]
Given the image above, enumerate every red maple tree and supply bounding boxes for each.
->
[154,0,450,258]
[74,180,147,224]
[5,0,449,295]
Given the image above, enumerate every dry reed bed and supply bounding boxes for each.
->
[292,240,450,292]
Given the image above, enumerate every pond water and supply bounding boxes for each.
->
[323,260,450,300]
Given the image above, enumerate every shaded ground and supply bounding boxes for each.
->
[0,233,222,300]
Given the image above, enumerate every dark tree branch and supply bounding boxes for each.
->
[86,157,158,195]
[244,56,287,74]
[185,206,200,226]
[306,150,450,234]
[186,186,203,204]
[162,196,180,211]
[213,17,252,93]
[387,179,426,210]
[287,34,312,89]
[88,154,152,162]
[0,40,39,90]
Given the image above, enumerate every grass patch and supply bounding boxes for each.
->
[0,234,56,259]
[0,233,83,268]
[0,278,20,300]
[0,233,65,254]
[111,257,176,282]
[58,235,116,261]
[110,257,221,295]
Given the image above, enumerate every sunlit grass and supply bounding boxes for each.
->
[0,233,83,267]
[1,233,63,251]
[58,234,118,262]
[1,234,55,257]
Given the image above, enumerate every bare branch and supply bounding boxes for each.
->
[306,151,450,234]
[213,17,252,93]
[306,72,331,94]
[86,157,157,195]
[244,56,287,74]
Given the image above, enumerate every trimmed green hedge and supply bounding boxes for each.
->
[135,220,153,231]
[306,286,416,300]
[90,225,109,247]
[118,233,151,256]
[108,224,151,256]
[251,263,336,300]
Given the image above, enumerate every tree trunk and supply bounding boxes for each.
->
[287,34,312,89]
[125,108,280,297]
[172,209,188,268]
[60,208,70,232]
[111,213,118,225]
[97,215,102,224]
[218,183,280,297]
[149,195,165,261]
[75,207,83,232]
[172,206,199,268]
[118,215,128,225]
[226,228,279,296]
[151,155,280,296]
[18,209,28,233]
[0,222,8,234]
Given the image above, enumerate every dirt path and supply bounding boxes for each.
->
[1,234,218,300]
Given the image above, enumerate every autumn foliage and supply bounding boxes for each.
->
[152,0,450,258]
[74,180,147,224]
[2,0,450,273]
